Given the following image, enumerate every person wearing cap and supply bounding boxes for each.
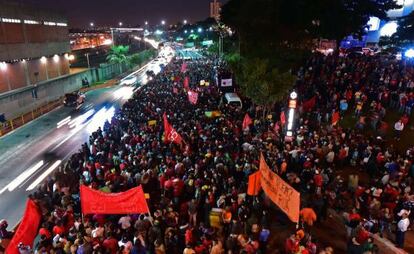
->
[396,209,410,248]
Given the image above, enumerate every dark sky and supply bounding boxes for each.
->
[22,0,227,28]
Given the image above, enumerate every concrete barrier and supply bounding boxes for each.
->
[0,68,98,120]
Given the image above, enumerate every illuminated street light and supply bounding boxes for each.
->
[161,20,166,25]
[198,27,203,33]
[184,30,188,34]
[183,20,187,25]
[119,22,123,27]
[190,29,194,33]
[145,21,148,25]
[53,54,59,63]
[0,62,7,71]
[40,56,47,64]
[405,49,414,58]
[90,22,94,27]
[285,91,298,141]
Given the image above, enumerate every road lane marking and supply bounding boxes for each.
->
[26,160,62,191]
[57,116,71,128]
[0,160,44,194]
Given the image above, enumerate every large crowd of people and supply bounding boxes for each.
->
[0,50,413,254]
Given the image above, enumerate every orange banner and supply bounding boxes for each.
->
[259,153,300,223]
[247,171,261,196]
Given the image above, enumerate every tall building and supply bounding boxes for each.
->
[210,0,221,20]
[0,0,70,94]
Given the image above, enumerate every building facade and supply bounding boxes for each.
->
[210,0,221,21]
[0,0,70,94]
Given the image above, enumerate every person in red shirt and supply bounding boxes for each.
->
[102,232,119,254]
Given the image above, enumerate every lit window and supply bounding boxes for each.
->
[24,20,40,25]
[2,18,21,23]
[44,21,56,26]
[56,22,67,27]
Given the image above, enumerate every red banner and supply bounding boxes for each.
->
[242,113,253,130]
[260,153,300,223]
[6,199,42,254]
[80,185,149,215]
[187,90,198,105]
[247,171,261,196]
[163,113,183,144]
[183,77,190,90]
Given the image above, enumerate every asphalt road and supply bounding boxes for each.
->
[0,63,151,226]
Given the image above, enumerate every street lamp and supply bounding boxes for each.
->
[183,19,187,25]
[145,21,148,25]
[184,30,188,34]
[0,62,6,71]
[161,20,166,25]
[198,27,203,33]
[90,22,94,27]
[119,22,123,27]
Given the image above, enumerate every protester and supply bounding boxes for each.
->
[2,50,414,254]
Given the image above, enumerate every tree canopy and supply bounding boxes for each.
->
[388,11,414,48]
[221,0,400,52]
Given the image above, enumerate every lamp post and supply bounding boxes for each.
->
[119,22,123,27]
[161,20,166,26]
[285,91,298,141]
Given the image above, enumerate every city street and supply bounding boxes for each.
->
[0,63,152,227]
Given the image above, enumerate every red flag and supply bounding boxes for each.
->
[247,171,261,196]
[163,113,183,144]
[302,96,316,112]
[181,62,187,73]
[80,185,149,215]
[183,77,190,90]
[280,112,286,126]
[187,90,198,105]
[242,113,253,130]
[274,121,280,132]
[6,199,41,254]
[332,111,340,125]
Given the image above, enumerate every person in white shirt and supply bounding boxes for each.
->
[396,209,410,248]
[394,120,404,140]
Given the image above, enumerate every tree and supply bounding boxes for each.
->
[221,0,400,53]
[238,58,296,117]
[106,45,131,73]
[389,11,414,48]
[130,49,157,66]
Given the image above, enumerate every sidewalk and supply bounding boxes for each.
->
[0,79,117,137]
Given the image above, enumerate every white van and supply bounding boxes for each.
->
[224,93,243,108]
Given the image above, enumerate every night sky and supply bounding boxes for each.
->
[21,0,227,28]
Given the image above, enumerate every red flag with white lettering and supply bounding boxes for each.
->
[6,199,41,254]
[242,113,253,130]
[187,90,198,105]
[163,113,183,144]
